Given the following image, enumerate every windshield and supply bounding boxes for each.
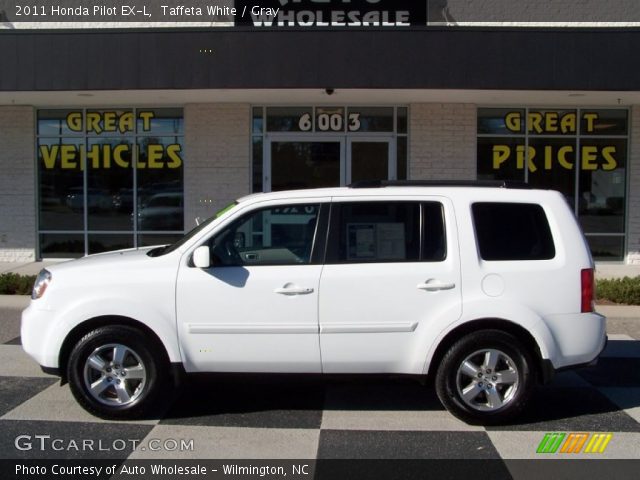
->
[147,201,238,257]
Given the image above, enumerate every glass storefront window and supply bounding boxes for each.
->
[88,234,134,255]
[138,234,184,248]
[252,107,263,134]
[477,137,525,182]
[252,106,409,193]
[477,108,628,261]
[350,141,389,184]
[39,233,85,259]
[37,108,184,258]
[526,110,577,136]
[271,141,341,191]
[266,107,314,132]
[527,138,577,208]
[478,108,525,135]
[136,108,183,135]
[397,107,408,135]
[37,137,85,231]
[578,139,627,234]
[137,136,184,232]
[252,136,263,193]
[86,138,134,231]
[397,136,408,180]
[37,110,84,136]
[347,107,394,132]
[581,109,628,136]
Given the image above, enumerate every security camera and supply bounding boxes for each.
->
[325,88,335,96]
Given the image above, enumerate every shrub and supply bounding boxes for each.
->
[0,273,36,295]
[596,276,640,305]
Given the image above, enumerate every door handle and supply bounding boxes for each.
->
[417,280,456,291]
[274,285,314,296]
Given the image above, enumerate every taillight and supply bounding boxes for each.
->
[581,268,594,313]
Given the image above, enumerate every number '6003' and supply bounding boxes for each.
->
[299,113,361,132]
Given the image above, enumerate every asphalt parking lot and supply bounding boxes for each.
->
[1,296,639,479]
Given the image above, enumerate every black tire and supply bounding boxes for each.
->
[435,329,535,425]
[67,325,168,419]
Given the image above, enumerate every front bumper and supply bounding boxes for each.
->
[21,302,60,369]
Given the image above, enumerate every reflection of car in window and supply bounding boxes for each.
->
[137,192,184,231]
[65,187,112,212]
[112,188,133,212]
[40,185,62,206]
[210,204,319,266]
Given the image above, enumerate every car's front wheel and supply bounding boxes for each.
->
[67,326,167,419]
[435,329,535,425]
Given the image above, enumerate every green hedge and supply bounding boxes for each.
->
[1,271,640,305]
[596,276,640,306]
[0,273,36,295]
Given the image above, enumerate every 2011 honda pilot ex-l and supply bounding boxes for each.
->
[22,181,607,424]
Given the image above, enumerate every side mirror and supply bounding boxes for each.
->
[192,246,211,269]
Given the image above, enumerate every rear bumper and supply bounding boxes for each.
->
[540,333,607,384]
[41,365,61,377]
[544,311,607,369]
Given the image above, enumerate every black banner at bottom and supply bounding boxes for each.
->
[6,459,640,480]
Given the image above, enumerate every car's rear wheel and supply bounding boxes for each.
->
[435,329,535,425]
[67,326,167,419]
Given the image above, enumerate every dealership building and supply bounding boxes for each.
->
[1,2,640,266]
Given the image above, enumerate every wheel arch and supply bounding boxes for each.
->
[58,316,173,384]
[425,318,552,384]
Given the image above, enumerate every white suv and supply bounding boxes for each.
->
[22,181,606,424]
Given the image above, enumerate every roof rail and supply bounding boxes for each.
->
[348,180,531,189]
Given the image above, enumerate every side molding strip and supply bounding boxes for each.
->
[321,322,418,334]
[187,324,318,334]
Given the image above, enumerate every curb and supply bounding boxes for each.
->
[0,295,30,309]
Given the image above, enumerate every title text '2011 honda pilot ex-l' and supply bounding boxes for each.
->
[22,181,607,424]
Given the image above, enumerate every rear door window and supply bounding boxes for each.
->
[472,202,555,261]
[326,201,446,263]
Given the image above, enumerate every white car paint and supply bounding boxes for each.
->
[22,185,606,380]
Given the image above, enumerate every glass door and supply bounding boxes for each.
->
[266,137,345,192]
[265,137,394,192]
[347,138,395,185]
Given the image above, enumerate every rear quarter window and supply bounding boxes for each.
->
[472,202,555,261]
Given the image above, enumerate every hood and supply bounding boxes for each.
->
[45,246,159,275]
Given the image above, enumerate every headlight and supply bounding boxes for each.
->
[32,269,52,300]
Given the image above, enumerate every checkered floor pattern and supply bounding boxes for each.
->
[1,334,639,461]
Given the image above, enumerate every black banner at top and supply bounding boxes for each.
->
[2,0,639,25]
[234,0,427,28]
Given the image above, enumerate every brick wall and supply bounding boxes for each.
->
[626,106,640,264]
[409,104,476,181]
[0,107,36,262]
[183,104,251,229]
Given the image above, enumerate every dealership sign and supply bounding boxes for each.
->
[39,111,183,170]
[235,0,426,27]
[491,111,621,173]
